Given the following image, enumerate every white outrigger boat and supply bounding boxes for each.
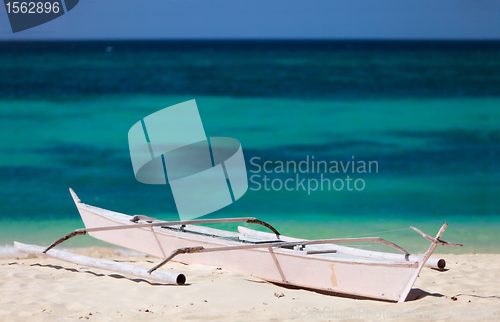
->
[42,189,462,303]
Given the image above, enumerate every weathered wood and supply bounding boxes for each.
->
[14,242,186,285]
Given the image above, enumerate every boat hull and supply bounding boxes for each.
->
[73,200,420,302]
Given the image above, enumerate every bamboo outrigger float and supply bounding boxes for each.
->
[15,242,186,285]
[41,188,462,303]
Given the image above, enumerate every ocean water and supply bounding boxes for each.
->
[0,41,499,254]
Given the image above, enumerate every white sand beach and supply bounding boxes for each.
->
[1,248,499,321]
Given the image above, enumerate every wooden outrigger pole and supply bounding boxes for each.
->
[146,236,410,274]
[43,217,281,254]
[237,226,448,269]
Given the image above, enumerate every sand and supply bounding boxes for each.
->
[1,248,499,321]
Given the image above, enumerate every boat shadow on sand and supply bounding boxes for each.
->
[29,263,190,286]
[260,280,445,303]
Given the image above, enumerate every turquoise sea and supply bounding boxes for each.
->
[0,41,499,254]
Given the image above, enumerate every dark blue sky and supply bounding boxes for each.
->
[1,0,500,39]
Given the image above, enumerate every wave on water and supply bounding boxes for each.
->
[0,244,20,257]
